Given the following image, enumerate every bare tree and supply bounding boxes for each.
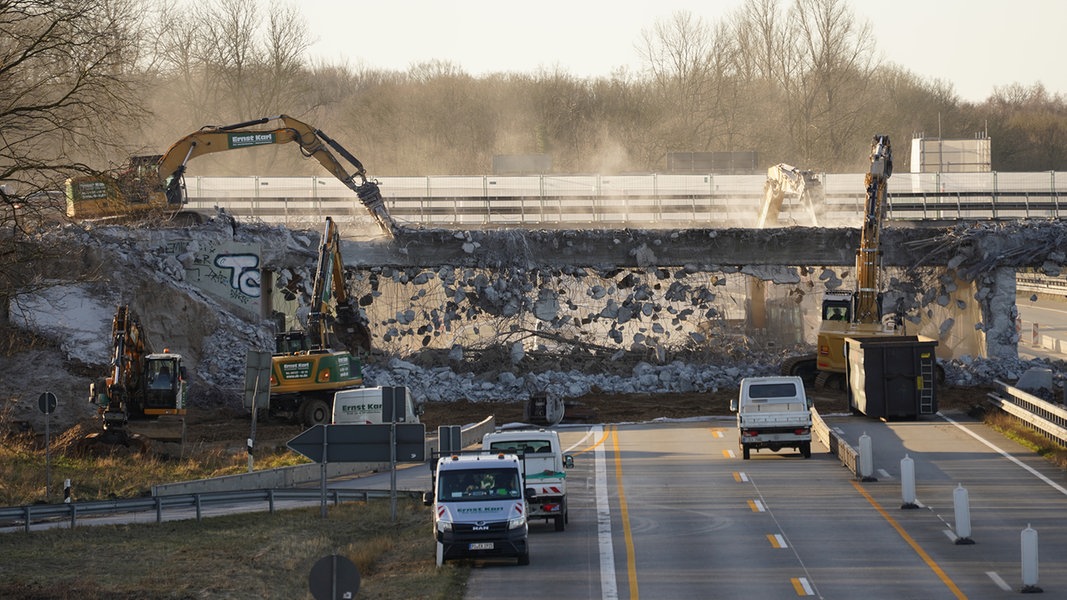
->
[781,0,879,167]
[0,0,149,319]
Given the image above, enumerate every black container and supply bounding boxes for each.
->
[845,335,939,419]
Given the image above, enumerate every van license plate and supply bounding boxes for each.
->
[469,542,494,550]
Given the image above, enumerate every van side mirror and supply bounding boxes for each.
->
[524,487,537,501]
[729,398,738,412]
[422,491,434,506]
[563,454,574,468]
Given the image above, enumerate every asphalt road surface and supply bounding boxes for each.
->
[450,414,1067,600]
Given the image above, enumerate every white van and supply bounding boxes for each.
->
[424,452,530,566]
[331,386,422,424]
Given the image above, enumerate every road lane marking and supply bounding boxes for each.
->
[850,479,967,599]
[791,577,814,595]
[592,425,618,600]
[748,499,766,512]
[723,449,735,458]
[938,411,1067,496]
[565,429,597,454]
[612,427,639,599]
[767,533,788,548]
[877,468,893,479]
[710,428,724,438]
[733,471,749,483]
[986,571,1012,591]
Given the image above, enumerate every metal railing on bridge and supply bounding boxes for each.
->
[183,171,1067,227]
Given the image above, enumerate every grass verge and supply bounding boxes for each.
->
[0,498,467,599]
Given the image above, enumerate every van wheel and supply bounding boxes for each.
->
[517,550,530,566]
[301,398,331,426]
[554,515,565,531]
[801,442,811,458]
[742,445,750,460]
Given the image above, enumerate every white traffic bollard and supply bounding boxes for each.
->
[953,484,974,544]
[63,479,72,504]
[1021,524,1042,593]
[900,455,918,509]
[858,432,876,482]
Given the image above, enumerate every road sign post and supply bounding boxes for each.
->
[38,392,57,502]
[244,350,272,473]
[287,423,426,520]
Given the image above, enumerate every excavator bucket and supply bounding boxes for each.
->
[332,302,372,354]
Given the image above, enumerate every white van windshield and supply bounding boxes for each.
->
[439,468,521,501]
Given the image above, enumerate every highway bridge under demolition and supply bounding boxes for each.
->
[316,220,1064,363]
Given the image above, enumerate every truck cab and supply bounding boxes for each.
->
[731,376,813,460]
[482,428,574,531]
[424,452,530,566]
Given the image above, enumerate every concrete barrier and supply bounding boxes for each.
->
[152,416,496,496]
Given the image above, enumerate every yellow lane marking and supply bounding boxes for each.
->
[850,480,967,599]
[571,428,611,456]
[747,499,765,512]
[733,471,749,483]
[612,426,639,599]
[722,449,735,458]
[767,533,787,548]
[791,577,813,596]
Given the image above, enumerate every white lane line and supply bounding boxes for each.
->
[593,425,619,600]
[938,412,1067,496]
[986,571,1012,591]
[877,468,893,479]
[942,529,959,543]
[565,429,594,454]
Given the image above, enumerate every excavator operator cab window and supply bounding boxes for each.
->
[824,304,850,322]
[149,364,174,391]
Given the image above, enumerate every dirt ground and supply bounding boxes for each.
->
[172,384,992,453]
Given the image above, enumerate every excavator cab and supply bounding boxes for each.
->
[275,330,312,355]
[142,354,187,415]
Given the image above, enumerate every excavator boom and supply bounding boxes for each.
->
[854,135,893,324]
[66,114,398,237]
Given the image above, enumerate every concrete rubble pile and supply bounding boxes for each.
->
[3,218,1066,434]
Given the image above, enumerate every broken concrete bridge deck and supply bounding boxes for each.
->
[340,224,1055,275]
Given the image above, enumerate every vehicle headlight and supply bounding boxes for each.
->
[437,519,452,533]
[508,515,526,530]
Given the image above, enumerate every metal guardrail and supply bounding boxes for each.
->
[0,487,419,533]
[986,380,1067,447]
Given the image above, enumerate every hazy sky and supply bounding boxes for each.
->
[299,0,1062,103]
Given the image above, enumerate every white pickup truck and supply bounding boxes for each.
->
[482,428,573,531]
[730,376,812,460]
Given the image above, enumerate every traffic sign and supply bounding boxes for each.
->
[308,554,360,600]
[38,392,57,415]
[243,350,272,409]
[287,423,426,463]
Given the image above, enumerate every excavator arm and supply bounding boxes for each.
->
[306,216,372,354]
[758,164,822,228]
[156,115,398,237]
[853,135,893,324]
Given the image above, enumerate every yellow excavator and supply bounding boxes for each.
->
[269,216,370,426]
[781,135,905,387]
[64,114,397,236]
[758,163,823,228]
[80,305,187,453]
